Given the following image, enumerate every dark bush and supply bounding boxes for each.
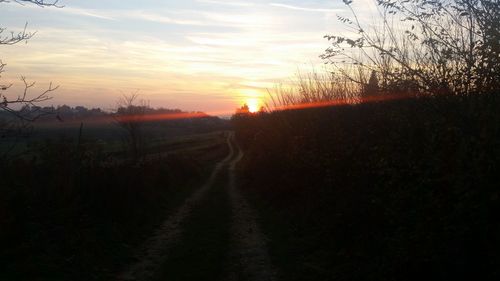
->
[234,92,500,280]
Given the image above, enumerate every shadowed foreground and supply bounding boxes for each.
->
[233,93,500,281]
[120,132,275,281]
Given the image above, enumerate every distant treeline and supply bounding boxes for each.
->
[0,104,214,123]
[0,104,228,141]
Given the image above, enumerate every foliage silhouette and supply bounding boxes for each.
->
[321,0,500,96]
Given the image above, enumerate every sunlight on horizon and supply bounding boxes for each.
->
[0,0,368,115]
[245,98,262,113]
[239,88,264,113]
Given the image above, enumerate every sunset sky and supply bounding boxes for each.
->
[1,0,376,115]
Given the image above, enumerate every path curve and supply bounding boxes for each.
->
[118,132,236,281]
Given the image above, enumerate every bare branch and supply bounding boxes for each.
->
[0,23,35,45]
[0,0,63,8]
[1,76,58,121]
[0,0,62,122]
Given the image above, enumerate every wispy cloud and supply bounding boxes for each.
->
[62,7,117,20]
[56,7,206,26]
[197,0,255,7]
[51,6,266,28]
[2,0,345,112]
[121,11,206,26]
[270,3,342,13]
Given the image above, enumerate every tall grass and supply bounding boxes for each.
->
[267,70,361,110]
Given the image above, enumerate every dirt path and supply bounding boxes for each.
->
[118,132,236,281]
[117,132,275,281]
[224,141,277,281]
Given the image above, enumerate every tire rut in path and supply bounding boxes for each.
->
[118,132,236,281]
[224,142,277,281]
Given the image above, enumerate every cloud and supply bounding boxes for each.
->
[59,7,117,20]
[121,11,205,26]
[47,6,205,26]
[50,6,269,29]
[269,3,342,13]
[1,0,343,113]
[196,0,256,7]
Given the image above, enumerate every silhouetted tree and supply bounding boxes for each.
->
[364,70,379,97]
[114,94,148,163]
[322,0,500,96]
[235,104,251,115]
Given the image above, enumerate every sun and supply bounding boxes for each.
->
[246,98,260,113]
[238,88,264,113]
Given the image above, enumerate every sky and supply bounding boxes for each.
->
[1,0,377,115]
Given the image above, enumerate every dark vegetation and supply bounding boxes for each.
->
[156,169,232,281]
[2,153,193,280]
[234,93,499,280]
[0,104,228,158]
[0,104,227,140]
[0,97,230,280]
[233,0,500,280]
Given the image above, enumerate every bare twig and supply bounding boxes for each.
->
[0,0,63,8]
[1,0,62,122]
[1,76,58,121]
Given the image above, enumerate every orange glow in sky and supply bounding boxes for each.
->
[103,92,413,124]
[0,0,356,114]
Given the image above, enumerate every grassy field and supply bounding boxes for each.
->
[0,131,230,281]
[0,115,229,159]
